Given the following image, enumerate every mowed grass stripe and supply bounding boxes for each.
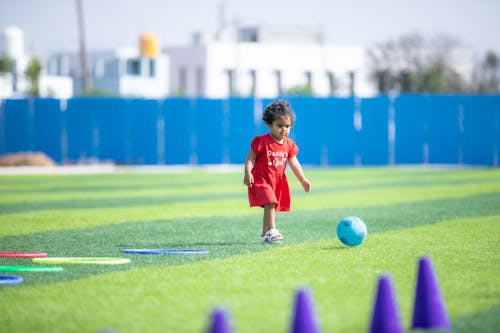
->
[0,197,252,236]
[2,179,499,222]
[0,170,242,191]
[1,167,499,201]
[1,171,498,210]
[1,168,498,213]
[0,180,241,204]
[2,174,500,236]
[1,215,498,333]
[2,191,499,286]
[0,190,246,215]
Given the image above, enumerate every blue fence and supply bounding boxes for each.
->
[1,95,499,166]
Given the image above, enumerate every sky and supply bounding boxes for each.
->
[0,0,499,57]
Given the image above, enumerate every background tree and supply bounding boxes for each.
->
[367,33,472,94]
[283,83,314,96]
[25,57,42,97]
[0,53,14,74]
[476,51,500,93]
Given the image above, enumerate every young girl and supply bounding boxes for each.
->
[243,100,311,244]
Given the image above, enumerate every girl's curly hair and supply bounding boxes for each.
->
[262,100,295,125]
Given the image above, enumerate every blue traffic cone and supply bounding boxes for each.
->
[208,308,232,333]
[369,275,405,333]
[411,256,451,330]
[290,287,322,333]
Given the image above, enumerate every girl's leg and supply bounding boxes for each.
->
[262,203,276,236]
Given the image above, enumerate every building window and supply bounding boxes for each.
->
[249,69,256,96]
[326,71,337,95]
[179,67,187,93]
[149,59,156,78]
[94,59,105,78]
[275,70,282,95]
[226,69,236,95]
[305,71,312,87]
[348,71,356,96]
[238,27,259,42]
[195,67,204,96]
[126,59,140,75]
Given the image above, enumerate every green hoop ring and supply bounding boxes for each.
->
[0,265,63,272]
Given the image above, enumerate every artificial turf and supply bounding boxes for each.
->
[0,167,499,332]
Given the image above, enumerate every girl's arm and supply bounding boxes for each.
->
[243,150,256,187]
[288,156,311,192]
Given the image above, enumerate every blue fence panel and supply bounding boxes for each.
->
[2,99,31,154]
[0,100,2,153]
[325,97,356,165]
[394,95,427,164]
[255,98,275,135]
[67,98,99,161]
[290,97,325,165]
[163,98,191,164]
[195,99,225,164]
[427,96,460,164]
[33,99,62,163]
[98,98,130,163]
[462,95,496,165]
[129,99,159,164]
[228,98,255,164]
[497,96,500,165]
[2,96,499,166]
[360,96,389,165]
[0,100,3,153]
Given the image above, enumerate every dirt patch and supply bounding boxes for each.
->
[0,152,57,166]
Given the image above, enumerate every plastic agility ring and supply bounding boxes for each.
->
[0,251,48,258]
[122,249,209,255]
[0,266,63,272]
[0,274,24,285]
[32,257,131,265]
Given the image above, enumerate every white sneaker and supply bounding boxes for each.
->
[260,228,283,244]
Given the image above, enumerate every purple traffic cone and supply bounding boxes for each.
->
[208,308,232,333]
[369,275,405,333]
[290,287,322,333]
[412,256,451,330]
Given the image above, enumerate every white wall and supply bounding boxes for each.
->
[169,41,378,98]
[119,56,170,98]
[39,75,73,99]
[0,74,13,98]
[168,46,206,96]
[90,52,170,97]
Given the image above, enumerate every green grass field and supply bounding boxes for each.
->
[0,167,499,333]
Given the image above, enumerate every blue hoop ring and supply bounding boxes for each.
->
[122,249,209,255]
[0,274,24,285]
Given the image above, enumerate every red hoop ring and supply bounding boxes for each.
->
[0,252,48,258]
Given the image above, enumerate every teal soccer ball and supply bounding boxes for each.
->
[336,216,367,246]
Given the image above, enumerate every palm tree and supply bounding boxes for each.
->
[0,53,14,73]
[25,57,42,96]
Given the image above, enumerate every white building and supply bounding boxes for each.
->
[167,26,377,98]
[1,27,171,99]
[0,26,73,99]
[2,25,476,99]
[90,46,169,98]
[59,32,170,98]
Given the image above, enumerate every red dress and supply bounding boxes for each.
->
[248,134,299,212]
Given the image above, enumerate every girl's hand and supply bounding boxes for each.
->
[243,150,256,188]
[301,178,311,192]
[244,173,254,187]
